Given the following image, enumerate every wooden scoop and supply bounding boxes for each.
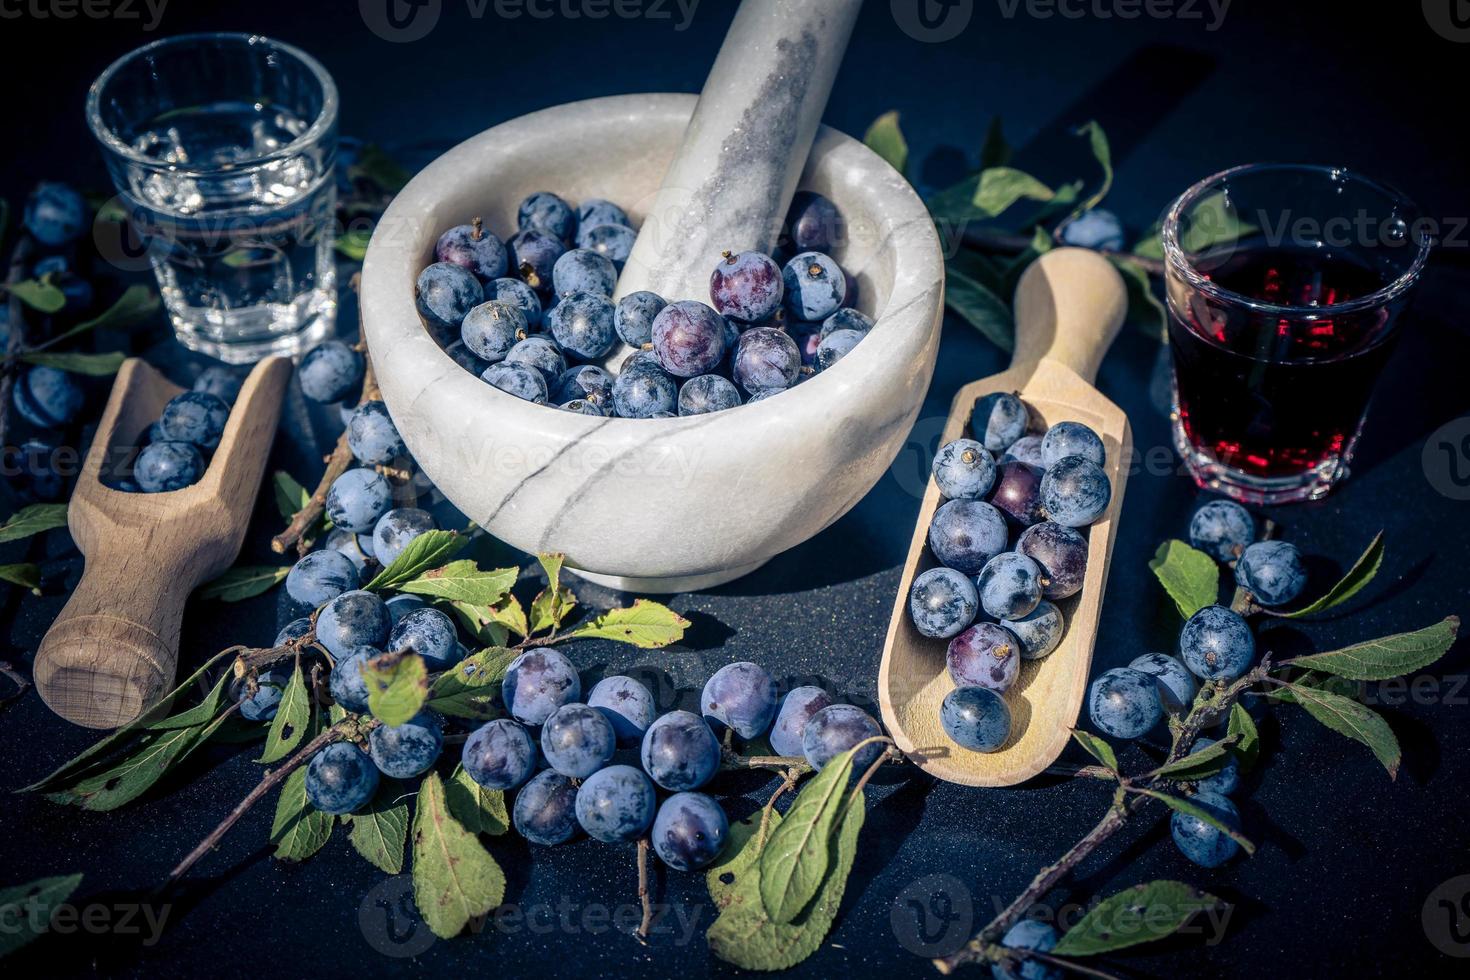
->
[877,248,1131,787]
[34,356,292,729]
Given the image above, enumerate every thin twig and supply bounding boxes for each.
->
[271,320,383,556]
[160,724,345,890]
[935,662,1270,974]
[635,838,654,943]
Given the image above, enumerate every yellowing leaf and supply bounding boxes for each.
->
[563,599,689,648]
[363,651,429,726]
[411,771,506,938]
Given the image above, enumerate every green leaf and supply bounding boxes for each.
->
[0,562,41,595]
[346,792,410,874]
[46,679,232,811]
[1152,739,1233,781]
[979,116,1010,170]
[1138,789,1256,855]
[258,662,311,764]
[349,144,411,194]
[1148,539,1220,619]
[41,285,159,347]
[529,552,574,632]
[445,763,510,836]
[1283,681,1401,777]
[0,873,84,958]
[20,649,237,794]
[1070,729,1117,771]
[1283,617,1459,681]
[6,279,65,313]
[1052,880,1225,957]
[863,111,908,176]
[411,771,506,939]
[562,599,690,649]
[272,470,312,521]
[397,560,516,607]
[197,564,289,602]
[709,808,783,908]
[944,264,1014,352]
[706,790,865,970]
[366,530,467,591]
[1072,120,1114,214]
[1227,702,1260,772]
[444,598,516,647]
[19,350,128,376]
[1179,190,1258,253]
[364,652,429,726]
[426,647,516,720]
[271,766,335,861]
[972,167,1057,217]
[1113,256,1166,340]
[0,503,68,543]
[1132,224,1165,260]
[1278,532,1384,618]
[334,225,373,262]
[758,745,858,923]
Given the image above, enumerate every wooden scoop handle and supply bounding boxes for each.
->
[1010,247,1129,385]
[33,559,193,731]
[35,356,292,729]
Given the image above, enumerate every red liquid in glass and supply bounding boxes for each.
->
[1168,245,1401,480]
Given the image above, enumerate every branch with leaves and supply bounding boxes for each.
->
[21,530,691,944]
[863,113,1178,351]
[934,530,1459,975]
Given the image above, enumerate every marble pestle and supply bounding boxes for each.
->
[614,0,865,310]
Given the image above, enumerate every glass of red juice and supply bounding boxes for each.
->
[1162,164,1432,504]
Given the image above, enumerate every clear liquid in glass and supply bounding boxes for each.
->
[122,101,336,362]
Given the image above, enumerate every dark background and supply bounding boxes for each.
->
[3,1,1469,977]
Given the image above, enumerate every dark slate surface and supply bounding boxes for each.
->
[2,3,1468,977]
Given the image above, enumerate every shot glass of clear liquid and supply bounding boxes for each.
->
[87,33,340,363]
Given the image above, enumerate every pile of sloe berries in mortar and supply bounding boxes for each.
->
[1087,497,1305,868]
[907,394,1114,754]
[415,190,868,418]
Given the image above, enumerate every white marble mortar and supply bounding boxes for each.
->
[360,94,943,592]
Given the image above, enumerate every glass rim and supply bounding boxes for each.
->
[86,32,339,177]
[1161,162,1433,318]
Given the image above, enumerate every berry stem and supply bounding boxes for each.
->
[934,662,1270,974]
[159,711,348,890]
[272,299,396,556]
[635,838,653,943]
